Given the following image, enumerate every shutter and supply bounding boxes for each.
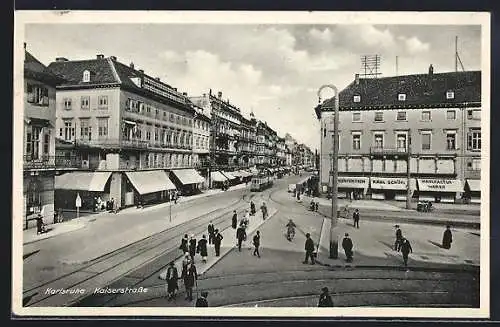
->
[467,133,472,150]
[125,99,130,111]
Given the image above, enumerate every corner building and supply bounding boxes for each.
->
[316,66,481,203]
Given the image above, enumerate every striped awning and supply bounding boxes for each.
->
[55,172,112,192]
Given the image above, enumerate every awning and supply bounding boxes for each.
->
[55,171,112,192]
[211,171,228,183]
[231,171,243,177]
[417,178,463,193]
[239,170,253,177]
[338,177,369,189]
[249,167,259,174]
[171,169,205,185]
[124,120,137,125]
[370,177,416,191]
[466,179,481,192]
[125,170,176,195]
[222,171,238,180]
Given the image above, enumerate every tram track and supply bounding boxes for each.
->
[23,188,260,307]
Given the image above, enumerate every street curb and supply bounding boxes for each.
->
[23,222,88,246]
[199,208,279,277]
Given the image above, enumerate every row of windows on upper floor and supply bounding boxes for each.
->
[328,128,482,152]
[352,90,458,104]
[343,109,481,123]
[26,84,50,106]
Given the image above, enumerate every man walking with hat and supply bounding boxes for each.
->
[342,233,354,263]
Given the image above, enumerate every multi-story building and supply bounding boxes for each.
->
[23,47,68,228]
[316,66,481,203]
[276,137,287,166]
[239,113,257,168]
[191,99,211,187]
[49,54,204,209]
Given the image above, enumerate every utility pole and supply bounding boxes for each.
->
[406,130,412,209]
[317,84,339,259]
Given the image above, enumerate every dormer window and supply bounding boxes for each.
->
[353,95,361,103]
[446,90,455,99]
[83,70,90,82]
[398,93,406,101]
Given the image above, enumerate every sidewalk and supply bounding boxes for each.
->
[23,183,248,245]
[316,216,480,269]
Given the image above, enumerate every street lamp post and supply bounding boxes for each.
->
[318,85,339,259]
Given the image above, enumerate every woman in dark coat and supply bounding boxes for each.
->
[442,225,453,249]
[197,235,208,263]
[179,234,189,253]
[165,262,179,300]
[183,262,197,301]
[189,235,197,262]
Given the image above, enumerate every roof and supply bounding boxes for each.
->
[317,70,481,117]
[48,57,118,87]
[25,51,64,86]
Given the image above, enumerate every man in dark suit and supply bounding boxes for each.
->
[207,221,215,245]
[342,233,353,262]
[236,225,247,252]
[303,233,315,264]
[214,229,223,257]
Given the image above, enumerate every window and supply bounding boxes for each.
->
[421,111,431,121]
[374,112,384,122]
[446,90,455,99]
[98,95,108,109]
[43,134,50,154]
[471,158,481,171]
[27,84,49,106]
[467,109,481,120]
[467,129,481,151]
[446,110,456,120]
[63,120,74,141]
[146,105,151,114]
[166,131,172,144]
[170,114,175,122]
[63,98,72,110]
[396,133,407,151]
[25,127,41,158]
[83,70,90,82]
[176,116,181,125]
[80,119,91,140]
[146,130,151,141]
[352,112,361,122]
[98,118,108,137]
[353,95,361,103]
[352,133,361,150]
[154,128,159,141]
[421,132,431,150]
[446,132,456,150]
[155,109,159,117]
[398,93,406,101]
[397,111,407,121]
[81,96,90,110]
[374,133,384,149]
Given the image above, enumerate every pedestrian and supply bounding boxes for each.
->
[36,214,45,235]
[398,238,413,267]
[165,261,179,300]
[214,229,223,257]
[183,261,197,301]
[236,225,247,252]
[189,234,197,262]
[394,225,403,251]
[179,234,189,253]
[110,198,115,213]
[353,209,360,229]
[318,287,334,307]
[174,190,178,204]
[442,225,453,249]
[250,201,256,216]
[232,210,238,229]
[342,233,354,262]
[303,233,315,264]
[253,231,261,257]
[197,234,208,263]
[260,202,268,220]
[195,291,209,307]
[315,200,319,212]
[244,210,250,225]
[208,221,215,245]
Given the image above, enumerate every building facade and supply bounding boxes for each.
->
[316,67,481,203]
[49,55,203,209]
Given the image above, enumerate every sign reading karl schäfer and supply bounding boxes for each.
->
[370,177,408,190]
[417,179,463,192]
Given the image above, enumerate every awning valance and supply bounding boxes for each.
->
[466,179,481,192]
[338,177,369,189]
[222,171,238,180]
[55,172,112,192]
[417,178,463,193]
[171,169,205,185]
[370,177,416,191]
[125,170,176,195]
[211,171,228,183]
[124,120,137,126]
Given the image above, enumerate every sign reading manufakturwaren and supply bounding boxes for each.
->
[417,178,464,192]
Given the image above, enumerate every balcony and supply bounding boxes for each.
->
[75,138,149,150]
[369,147,409,158]
[24,155,82,170]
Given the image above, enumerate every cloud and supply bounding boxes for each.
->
[401,36,430,53]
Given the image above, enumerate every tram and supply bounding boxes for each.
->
[250,174,274,192]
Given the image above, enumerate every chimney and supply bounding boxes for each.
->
[110,56,117,61]
[155,77,161,81]
[428,64,434,76]
[355,73,360,85]
[97,54,104,59]
[24,42,27,50]
[174,88,177,91]
[130,62,134,69]
[55,57,68,62]
[182,92,188,96]
[218,91,222,99]
[138,69,144,74]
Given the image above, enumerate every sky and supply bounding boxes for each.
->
[24,24,481,150]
